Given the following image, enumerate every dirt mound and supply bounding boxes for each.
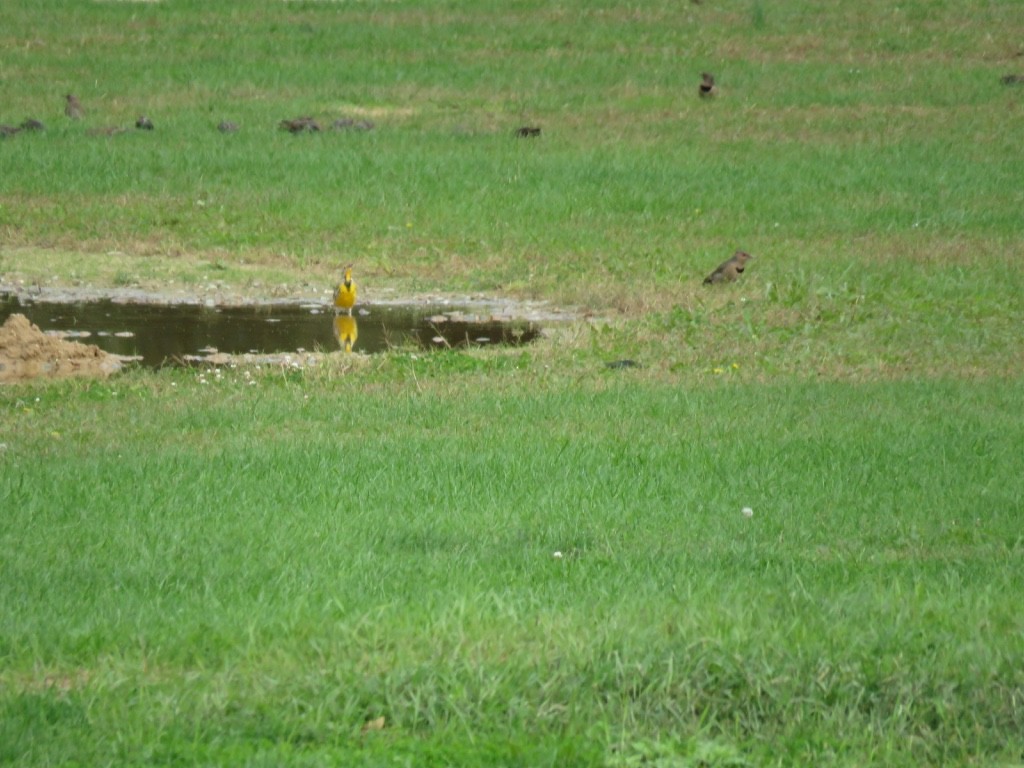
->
[0,313,127,383]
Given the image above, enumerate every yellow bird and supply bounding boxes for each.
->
[333,265,357,315]
[333,314,358,353]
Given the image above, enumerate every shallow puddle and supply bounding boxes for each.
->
[0,294,542,368]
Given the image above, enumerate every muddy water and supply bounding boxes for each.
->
[0,294,542,367]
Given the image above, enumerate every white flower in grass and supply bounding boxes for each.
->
[553,551,563,559]
[742,507,754,518]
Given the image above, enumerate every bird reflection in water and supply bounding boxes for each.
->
[333,314,358,352]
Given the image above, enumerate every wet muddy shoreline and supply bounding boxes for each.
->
[0,280,579,324]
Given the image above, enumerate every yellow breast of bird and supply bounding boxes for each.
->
[334,280,357,309]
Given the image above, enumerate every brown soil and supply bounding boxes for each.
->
[0,313,128,383]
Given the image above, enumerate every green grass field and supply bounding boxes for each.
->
[2,0,1024,765]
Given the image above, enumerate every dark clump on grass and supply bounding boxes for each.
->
[279,116,321,133]
[605,358,642,369]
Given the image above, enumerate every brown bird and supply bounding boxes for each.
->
[699,72,717,98]
[20,118,45,132]
[1001,74,1023,85]
[703,250,753,284]
[279,116,321,133]
[65,94,84,119]
[135,116,154,130]
[0,125,21,138]
[515,125,541,138]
